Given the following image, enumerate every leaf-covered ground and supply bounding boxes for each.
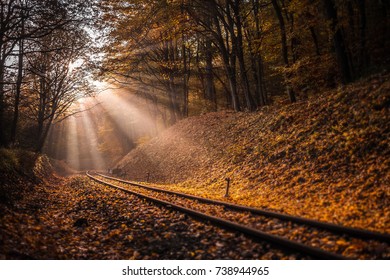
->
[117,74,389,234]
[95,175,389,259]
[0,176,303,259]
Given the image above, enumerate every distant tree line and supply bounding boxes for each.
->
[98,0,389,124]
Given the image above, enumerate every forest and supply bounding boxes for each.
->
[0,0,388,166]
[0,0,389,261]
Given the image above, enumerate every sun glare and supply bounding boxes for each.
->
[92,80,110,92]
[60,82,160,171]
[68,58,84,72]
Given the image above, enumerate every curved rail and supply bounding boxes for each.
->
[87,171,347,259]
[95,172,390,243]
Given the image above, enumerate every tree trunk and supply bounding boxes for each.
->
[36,114,55,153]
[0,76,5,146]
[213,8,241,111]
[271,0,296,103]
[323,0,353,84]
[357,0,368,75]
[289,15,298,63]
[232,0,256,111]
[195,36,206,96]
[252,0,267,106]
[36,112,45,153]
[0,47,6,147]
[181,34,189,117]
[11,20,25,145]
[205,38,217,110]
[168,77,178,125]
[310,26,321,56]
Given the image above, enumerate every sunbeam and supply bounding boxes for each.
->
[44,81,164,171]
[79,103,106,170]
[96,89,158,141]
[66,116,80,170]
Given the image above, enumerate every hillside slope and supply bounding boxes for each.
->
[0,149,55,204]
[117,74,389,233]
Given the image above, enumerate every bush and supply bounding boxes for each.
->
[0,148,20,174]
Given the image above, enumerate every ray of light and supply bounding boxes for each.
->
[66,116,80,170]
[96,89,157,141]
[79,103,106,170]
[54,122,66,159]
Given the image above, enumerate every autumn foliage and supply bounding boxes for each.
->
[98,0,389,118]
[116,73,390,233]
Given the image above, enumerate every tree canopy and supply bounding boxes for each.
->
[97,0,389,118]
[0,0,388,158]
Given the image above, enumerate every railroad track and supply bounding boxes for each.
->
[86,171,390,260]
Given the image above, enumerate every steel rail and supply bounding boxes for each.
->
[95,172,390,243]
[87,171,346,259]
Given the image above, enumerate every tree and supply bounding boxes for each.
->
[96,0,389,118]
[0,0,25,146]
[322,0,352,84]
[1,0,68,146]
[25,27,92,152]
[271,0,296,103]
[0,0,96,150]
[98,0,193,123]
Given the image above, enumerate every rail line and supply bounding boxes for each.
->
[86,171,390,260]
